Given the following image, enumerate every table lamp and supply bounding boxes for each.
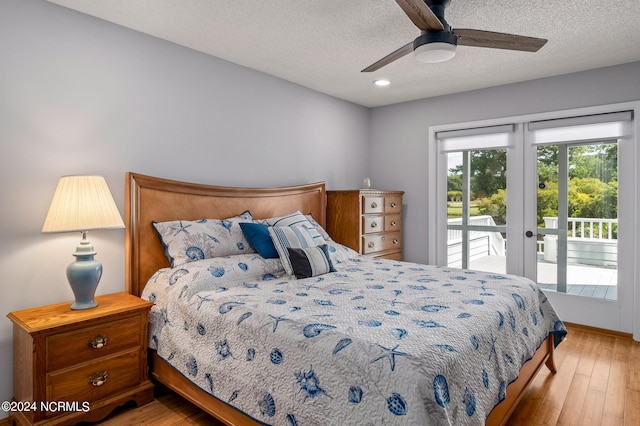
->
[42,175,125,309]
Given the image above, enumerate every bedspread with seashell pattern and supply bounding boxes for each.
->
[142,242,566,426]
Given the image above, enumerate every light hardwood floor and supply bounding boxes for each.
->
[83,323,639,425]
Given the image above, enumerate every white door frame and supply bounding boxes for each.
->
[428,101,640,340]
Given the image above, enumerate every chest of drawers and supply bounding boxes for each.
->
[7,292,154,425]
[327,189,404,260]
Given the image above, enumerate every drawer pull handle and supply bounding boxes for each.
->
[390,220,397,227]
[88,335,109,349]
[89,371,109,387]
[381,236,386,241]
[390,202,397,208]
[368,242,375,248]
[370,202,378,209]
[393,239,399,244]
[370,221,378,228]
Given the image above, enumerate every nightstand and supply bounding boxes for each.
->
[7,292,154,425]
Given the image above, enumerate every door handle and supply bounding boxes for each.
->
[525,230,536,238]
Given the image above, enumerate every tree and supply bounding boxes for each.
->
[447,149,507,199]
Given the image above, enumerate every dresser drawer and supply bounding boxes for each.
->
[47,350,141,404]
[384,214,401,232]
[363,214,402,234]
[46,315,142,371]
[362,196,384,214]
[362,232,402,254]
[362,215,384,234]
[384,196,402,213]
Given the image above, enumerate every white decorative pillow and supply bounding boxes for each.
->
[265,210,327,246]
[305,213,332,241]
[268,225,317,275]
[287,245,336,279]
[152,211,255,267]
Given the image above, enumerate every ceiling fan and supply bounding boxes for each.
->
[362,0,547,72]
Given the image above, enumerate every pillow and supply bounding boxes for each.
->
[287,245,335,279]
[305,213,332,241]
[268,225,317,275]
[239,222,279,259]
[265,210,327,246]
[152,211,255,267]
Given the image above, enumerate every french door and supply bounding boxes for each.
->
[430,106,637,334]
[526,142,619,300]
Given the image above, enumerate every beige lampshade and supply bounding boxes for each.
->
[42,175,125,233]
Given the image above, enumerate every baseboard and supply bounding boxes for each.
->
[564,321,633,339]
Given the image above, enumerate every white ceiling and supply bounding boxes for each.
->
[47,0,640,108]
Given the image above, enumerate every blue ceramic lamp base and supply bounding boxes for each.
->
[67,231,102,310]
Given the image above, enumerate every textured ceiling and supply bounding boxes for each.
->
[47,0,640,107]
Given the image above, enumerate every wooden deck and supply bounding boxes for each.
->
[459,255,618,301]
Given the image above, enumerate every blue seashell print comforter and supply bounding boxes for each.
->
[142,243,566,425]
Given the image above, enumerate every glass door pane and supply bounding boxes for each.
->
[535,142,618,300]
[447,149,507,274]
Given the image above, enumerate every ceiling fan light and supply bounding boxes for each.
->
[414,42,456,63]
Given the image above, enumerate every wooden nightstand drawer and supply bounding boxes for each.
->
[47,350,141,404]
[362,232,401,254]
[47,315,142,371]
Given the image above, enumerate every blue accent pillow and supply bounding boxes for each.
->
[239,222,279,259]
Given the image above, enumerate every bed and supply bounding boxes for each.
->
[124,172,566,425]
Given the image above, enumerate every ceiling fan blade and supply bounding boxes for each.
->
[395,0,444,31]
[454,28,547,52]
[362,42,414,72]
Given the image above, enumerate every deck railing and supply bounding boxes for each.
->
[543,217,618,240]
[447,216,505,266]
[448,216,618,268]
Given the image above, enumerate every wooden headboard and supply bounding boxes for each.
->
[125,172,326,297]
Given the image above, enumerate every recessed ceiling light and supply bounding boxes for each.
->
[374,79,390,87]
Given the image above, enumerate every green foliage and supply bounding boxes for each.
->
[447,191,462,201]
[448,150,507,198]
[537,181,558,225]
[447,174,462,192]
[568,178,617,219]
[477,189,507,225]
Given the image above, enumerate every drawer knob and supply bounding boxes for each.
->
[89,371,109,387]
[370,202,378,209]
[370,221,378,228]
[391,202,397,208]
[390,220,397,227]
[368,241,375,248]
[393,239,399,244]
[88,335,109,349]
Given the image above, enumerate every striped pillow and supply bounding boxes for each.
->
[265,210,327,246]
[268,225,317,275]
[287,245,335,279]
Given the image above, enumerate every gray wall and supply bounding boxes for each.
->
[369,61,640,264]
[0,0,369,412]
